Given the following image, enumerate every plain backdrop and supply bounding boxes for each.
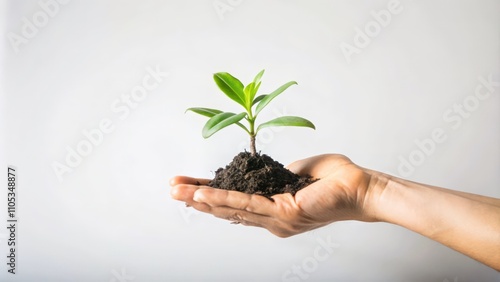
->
[1,0,499,281]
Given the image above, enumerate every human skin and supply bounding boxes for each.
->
[170,154,500,270]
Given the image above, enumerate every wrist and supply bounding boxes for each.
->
[359,170,443,231]
[357,168,393,223]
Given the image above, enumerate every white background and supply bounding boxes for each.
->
[1,0,499,281]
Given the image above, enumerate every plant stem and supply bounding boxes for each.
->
[250,135,256,156]
[248,108,257,156]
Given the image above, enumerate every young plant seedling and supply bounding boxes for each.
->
[187,69,315,155]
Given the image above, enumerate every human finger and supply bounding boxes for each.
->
[170,184,215,212]
[286,154,332,177]
[195,204,316,238]
[193,188,276,216]
[192,204,273,228]
[169,176,210,186]
[170,184,202,202]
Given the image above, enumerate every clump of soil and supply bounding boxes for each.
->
[208,152,316,198]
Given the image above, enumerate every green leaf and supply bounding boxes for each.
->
[255,81,297,116]
[185,107,222,118]
[252,94,267,106]
[256,116,315,133]
[187,107,249,133]
[244,82,255,109]
[253,69,265,85]
[253,81,261,101]
[202,112,247,138]
[213,72,246,108]
[248,70,264,107]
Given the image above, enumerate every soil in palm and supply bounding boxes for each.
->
[208,152,316,198]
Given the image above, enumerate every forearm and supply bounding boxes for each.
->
[405,179,500,207]
[364,170,500,270]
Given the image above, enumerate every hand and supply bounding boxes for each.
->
[171,154,500,269]
[170,154,374,237]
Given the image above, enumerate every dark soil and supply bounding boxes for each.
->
[208,152,316,198]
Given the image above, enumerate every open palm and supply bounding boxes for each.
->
[170,154,372,237]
